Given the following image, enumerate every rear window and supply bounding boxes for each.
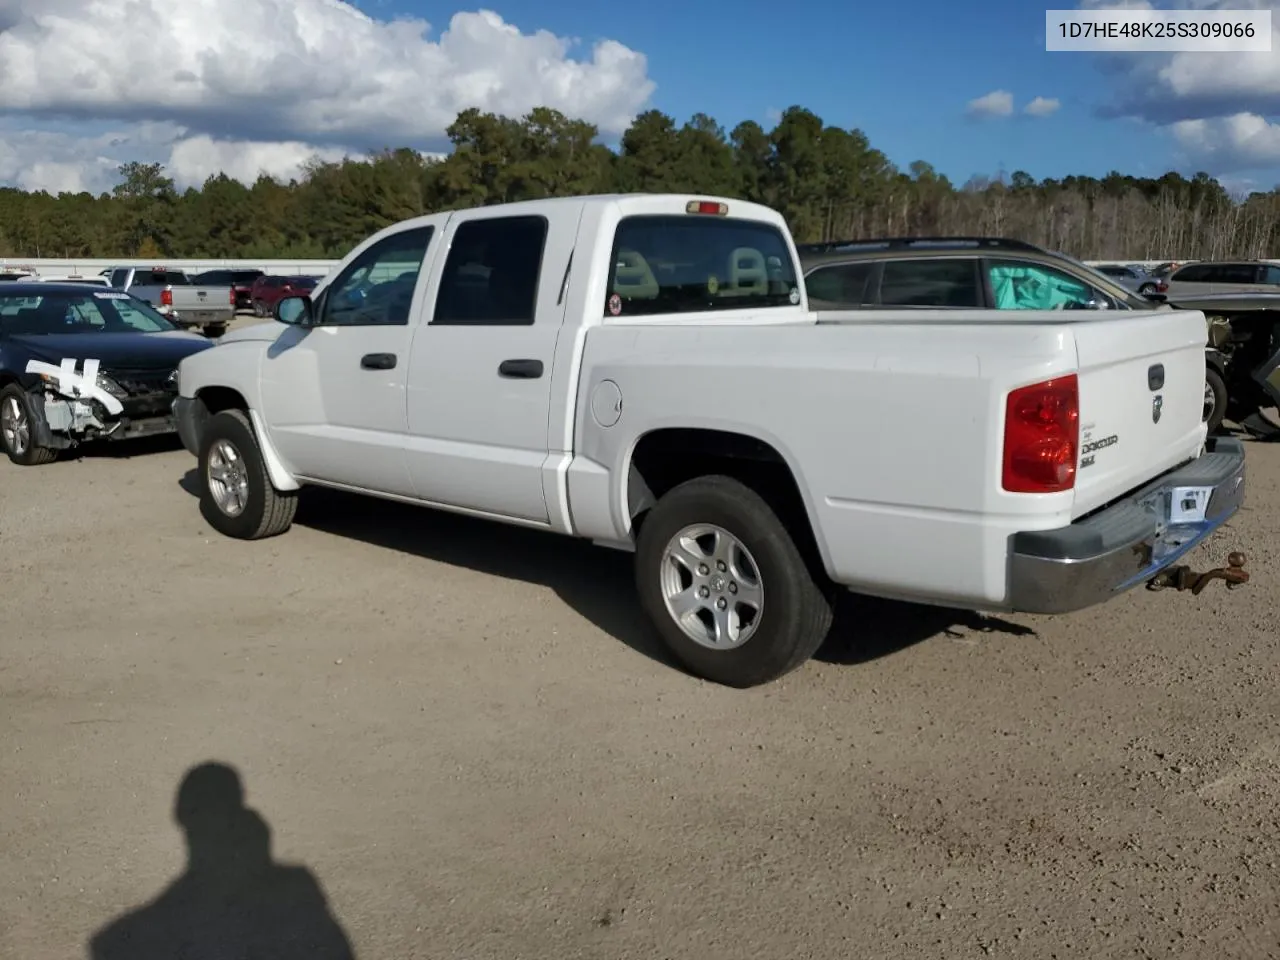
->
[606,216,798,317]
[878,258,982,307]
[804,262,873,305]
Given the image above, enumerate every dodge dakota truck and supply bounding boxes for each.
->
[171,194,1248,688]
[106,266,235,338]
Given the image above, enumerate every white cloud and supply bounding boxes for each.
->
[0,121,183,194]
[966,90,1014,118]
[1073,0,1280,174]
[0,1,656,190]
[1024,96,1061,117]
[166,137,349,188]
[1171,112,1280,169]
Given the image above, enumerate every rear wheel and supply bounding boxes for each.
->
[1204,366,1228,435]
[0,385,57,466]
[197,409,297,539]
[1139,282,1157,296]
[634,475,834,688]
[252,300,266,318]
[205,323,227,339]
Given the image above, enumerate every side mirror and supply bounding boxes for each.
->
[276,295,314,326]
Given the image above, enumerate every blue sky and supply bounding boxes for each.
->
[0,0,1276,194]
[364,0,1276,190]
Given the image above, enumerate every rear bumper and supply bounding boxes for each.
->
[1007,436,1247,614]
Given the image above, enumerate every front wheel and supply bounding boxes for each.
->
[0,384,57,465]
[634,475,834,688]
[1204,366,1228,435]
[197,409,297,539]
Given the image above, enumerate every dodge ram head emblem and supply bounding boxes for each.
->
[1152,394,1163,423]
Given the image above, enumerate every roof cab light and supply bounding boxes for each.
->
[1001,374,1080,494]
[686,200,729,216]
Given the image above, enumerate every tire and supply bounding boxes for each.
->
[205,324,227,339]
[1139,283,1156,296]
[197,409,297,539]
[1204,366,1228,435]
[252,300,266,318]
[0,384,58,466]
[634,474,834,688]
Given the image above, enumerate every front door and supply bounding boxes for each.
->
[403,205,581,523]
[259,224,437,495]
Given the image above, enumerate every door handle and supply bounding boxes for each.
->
[498,358,544,379]
[361,353,397,370]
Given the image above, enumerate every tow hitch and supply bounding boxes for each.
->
[1147,551,1250,595]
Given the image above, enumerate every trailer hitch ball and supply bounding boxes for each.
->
[1147,551,1250,595]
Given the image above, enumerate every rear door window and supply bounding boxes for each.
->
[876,258,982,307]
[605,216,798,317]
[1264,265,1280,285]
[1219,263,1260,284]
[432,216,548,326]
[804,262,874,305]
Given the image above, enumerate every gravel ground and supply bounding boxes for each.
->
[2,424,1278,960]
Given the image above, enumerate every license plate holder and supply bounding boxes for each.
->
[1169,485,1212,524]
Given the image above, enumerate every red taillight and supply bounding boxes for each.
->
[230,286,237,305]
[685,200,729,216]
[1001,374,1079,494]
[160,287,173,307]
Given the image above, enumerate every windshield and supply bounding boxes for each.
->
[0,290,179,335]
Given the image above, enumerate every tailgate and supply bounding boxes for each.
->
[1071,308,1208,518]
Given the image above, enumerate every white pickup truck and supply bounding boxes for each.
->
[172,194,1248,687]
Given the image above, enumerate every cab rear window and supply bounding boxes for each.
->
[606,215,798,317]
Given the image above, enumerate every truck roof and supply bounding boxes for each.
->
[395,193,788,231]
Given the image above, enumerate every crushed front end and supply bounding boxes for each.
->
[29,363,182,450]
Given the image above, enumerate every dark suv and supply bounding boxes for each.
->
[796,236,1226,432]
[797,236,1156,312]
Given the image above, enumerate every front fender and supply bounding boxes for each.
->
[178,341,301,492]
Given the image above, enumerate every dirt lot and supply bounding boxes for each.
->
[2,422,1279,960]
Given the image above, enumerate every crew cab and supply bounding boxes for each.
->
[171,194,1247,688]
[106,266,235,338]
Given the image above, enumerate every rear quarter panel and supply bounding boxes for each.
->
[568,319,1085,608]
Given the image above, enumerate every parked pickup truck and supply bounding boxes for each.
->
[171,194,1248,688]
[106,266,235,338]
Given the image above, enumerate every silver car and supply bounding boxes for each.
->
[1164,260,1280,299]
[1092,263,1149,294]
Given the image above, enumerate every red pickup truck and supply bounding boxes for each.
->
[249,275,320,317]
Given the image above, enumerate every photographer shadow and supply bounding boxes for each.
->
[88,762,355,960]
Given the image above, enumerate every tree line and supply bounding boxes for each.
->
[0,105,1277,262]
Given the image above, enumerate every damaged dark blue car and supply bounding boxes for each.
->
[0,282,215,465]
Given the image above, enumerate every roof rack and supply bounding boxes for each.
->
[796,236,1046,255]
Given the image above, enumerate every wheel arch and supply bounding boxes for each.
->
[623,425,833,577]
[192,385,300,492]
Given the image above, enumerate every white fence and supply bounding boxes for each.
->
[0,258,340,279]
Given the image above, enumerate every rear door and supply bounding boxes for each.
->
[402,203,581,523]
